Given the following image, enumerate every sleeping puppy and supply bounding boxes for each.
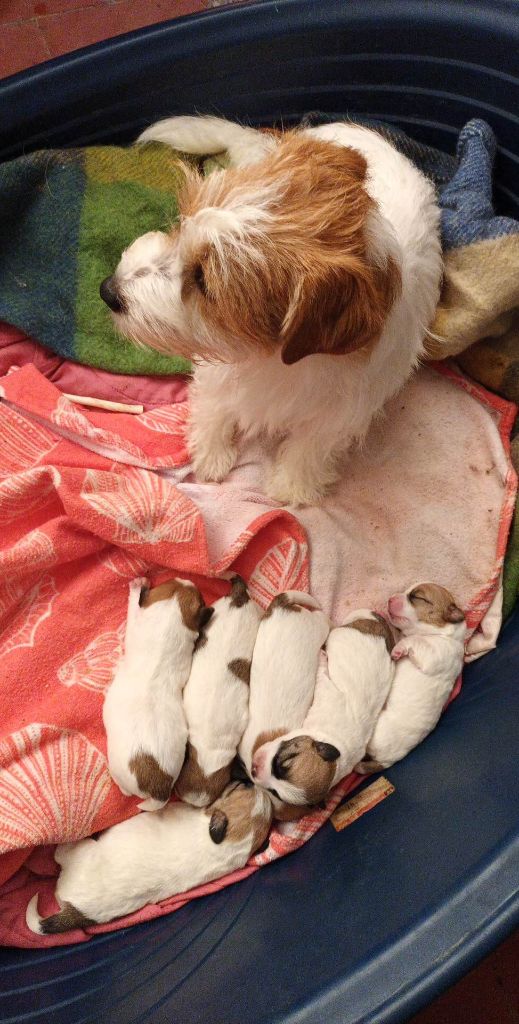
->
[239,591,330,785]
[103,576,213,811]
[176,576,262,806]
[252,611,395,805]
[356,583,466,774]
[26,781,273,934]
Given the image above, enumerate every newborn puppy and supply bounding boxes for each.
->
[176,576,263,806]
[103,577,213,811]
[252,611,395,805]
[26,782,273,933]
[356,583,466,773]
[239,591,330,779]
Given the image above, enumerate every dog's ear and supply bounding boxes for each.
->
[312,741,340,763]
[280,254,401,365]
[197,605,214,630]
[209,808,228,844]
[444,602,465,624]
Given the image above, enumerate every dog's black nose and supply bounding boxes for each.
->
[100,276,124,313]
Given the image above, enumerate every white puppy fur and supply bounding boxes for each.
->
[26,782,273,933]
[239,591,330,778]
[102,115,442,506]
[252,611,395,805]
[176,576,263,806]
[103,576,213,811]
[356,583,466,773]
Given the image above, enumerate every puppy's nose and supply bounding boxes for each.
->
[388,596,404,616]
[100,276,124,313]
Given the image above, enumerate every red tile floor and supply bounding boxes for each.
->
[0,2,517,1021]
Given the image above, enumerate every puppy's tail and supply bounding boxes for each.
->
[268,591,322,613]
[26,894,95,935]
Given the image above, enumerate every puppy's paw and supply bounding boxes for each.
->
[266,465,330,507]
[129,576,148,592]
[391,642,409,662]
[192,442,238,483]
[354,757,384,775]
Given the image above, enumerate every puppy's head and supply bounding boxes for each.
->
[206,781,273,854]
[252,734,340,806]
[101,134,401,365]
[139,577,213,633]
[387,583,466,638]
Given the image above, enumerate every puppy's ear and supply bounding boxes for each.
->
[444,603,465,624]
[281,255,401,365]
[312,741,340,763]
[209,808,228,844]
[197,605,214,630]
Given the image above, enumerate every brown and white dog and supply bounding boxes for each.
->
[100,115,442,506]
[239,590,330,813]
[103,576,213,811]
[26,781,272,933]
[176,576,262,806]
[356,583,466,774]
[251,611,395,806]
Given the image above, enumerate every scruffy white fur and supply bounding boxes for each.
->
[239,591,330,774]
[106,115,442,506]
[26,783,272,932]
[252,612,395,804]
[177,576,263,805]
[357,584,466,772]
[103,577,208,811]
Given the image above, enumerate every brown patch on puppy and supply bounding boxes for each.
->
[39,902,96,934]
[206,783,273,853]
[252,727,287,757]
[140,578,213,632]
[175,742,231,805]
[264,592,302,617]
[129,751,173,803]
[229,575,250,607]
[272,736,339,804]
[228,657,252,684]
[346,615,394,655]
[408,584,465,627]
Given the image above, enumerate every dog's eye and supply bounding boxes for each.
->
[267,787,281,800]
[409,590,432,606]
[193,263,207,296]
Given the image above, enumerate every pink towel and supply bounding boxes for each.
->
[0,352,515,947]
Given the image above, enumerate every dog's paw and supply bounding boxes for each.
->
[391,642,409,662]
[354,757,385,775]
[129,576,148,592]
[266,465,331,507]
[192,442,238,483]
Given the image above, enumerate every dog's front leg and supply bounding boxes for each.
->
[137,115,275,168]
[267,428,344,507]
[188,377,239,483]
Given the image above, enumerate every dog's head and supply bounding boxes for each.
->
[206,781,273,854]
[387,583,466,638]
[251,733,340,806]
[138,577,214,634]
[101,134,401,365]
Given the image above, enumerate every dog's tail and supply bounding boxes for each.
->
[267,591,322,614]
[26,893,95,935]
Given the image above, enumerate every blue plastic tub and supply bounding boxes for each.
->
[0,2,518,1022]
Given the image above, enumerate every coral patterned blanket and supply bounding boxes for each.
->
[0,358,516,947]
